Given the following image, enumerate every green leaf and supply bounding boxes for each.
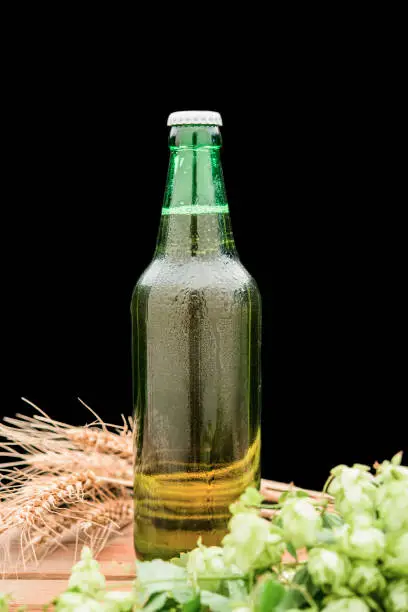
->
[286,542,298,560]
[200,591,231,612]
[226,578,248,600]
[136,559,187,598]
[275,566,320,610]
[279,491,290,503]
[142,592,169,611]
[293,565,321,598]
[253,575,285,612]
[275,588,304,610]
[172,588,196,604]
[316,528,337,545]
[391,451,403,466]
[181,594,201,612]
[279,490,309,503]
[274,516,284,528]
[240,487,265,506]
[363,595,382,612]
[294,490,310,498]
[292,566,308,585]
[322,512,344,529]
[171,552,190,568]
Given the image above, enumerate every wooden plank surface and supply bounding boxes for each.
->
[1,479,319,610]
[1,525,135,610]
[2,525,136,581]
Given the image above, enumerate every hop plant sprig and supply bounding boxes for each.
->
[2,453,407,611]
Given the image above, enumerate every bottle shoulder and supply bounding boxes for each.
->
[132,255,260,296]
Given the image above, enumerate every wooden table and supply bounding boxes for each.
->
[1,480,320,610]
[2,524,135,610]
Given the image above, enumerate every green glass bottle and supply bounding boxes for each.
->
[131,110,261,560]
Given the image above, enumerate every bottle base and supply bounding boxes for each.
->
[134,523,229,560]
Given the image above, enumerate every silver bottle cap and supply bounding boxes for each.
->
[167,110,222,126]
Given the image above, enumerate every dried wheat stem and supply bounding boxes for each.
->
[97,476,133,488]
[79,499,133,534]
[14,470,98,527]
[65,428,133,460]
[27,507,79,553]
[26,451,133,482]
[78,498,133,557]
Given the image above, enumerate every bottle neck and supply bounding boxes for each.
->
[155,126,237,258]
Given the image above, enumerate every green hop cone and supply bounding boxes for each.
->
[346,512,376,529]
[375,453,408,485]
[230,486,264,515]
[308,548,351,590]
[67,547,106,598]
[223,513,285,573]
[384,532,408,578]
[54,591,102,611]
[280,498,322,549]
[338,525,385,561]
[186,539,232,591]
[377,480,408,532]
[348,562,386,595]
[329,466,377,521]
[321,597,370,612]
[239,487,264,507]
[384,579,408,612]
[329,465,374,496]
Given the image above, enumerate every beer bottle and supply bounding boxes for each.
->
[131,110,261,559]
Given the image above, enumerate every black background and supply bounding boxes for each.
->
[3,18,406,491]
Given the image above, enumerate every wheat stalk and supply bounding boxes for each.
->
[66,428,133,460]
[13,470,101,527]
[0,399,134,567]
[78,498,133,533]
[23,499,133,563]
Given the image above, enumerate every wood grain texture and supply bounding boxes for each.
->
[0,479,317,610]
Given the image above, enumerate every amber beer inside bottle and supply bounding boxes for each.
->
[131,111,261,559]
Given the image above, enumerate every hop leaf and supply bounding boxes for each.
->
[348,562,386,595]
[135,559,187,598]
[391,452,403,466]
[308,548,351,590]
[103,591,135,611]
[251,574,285,611]
[280,498,322,549]
[54,591,103,611]
[200,590,232,612]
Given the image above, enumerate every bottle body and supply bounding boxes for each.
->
[131,118,261,559]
